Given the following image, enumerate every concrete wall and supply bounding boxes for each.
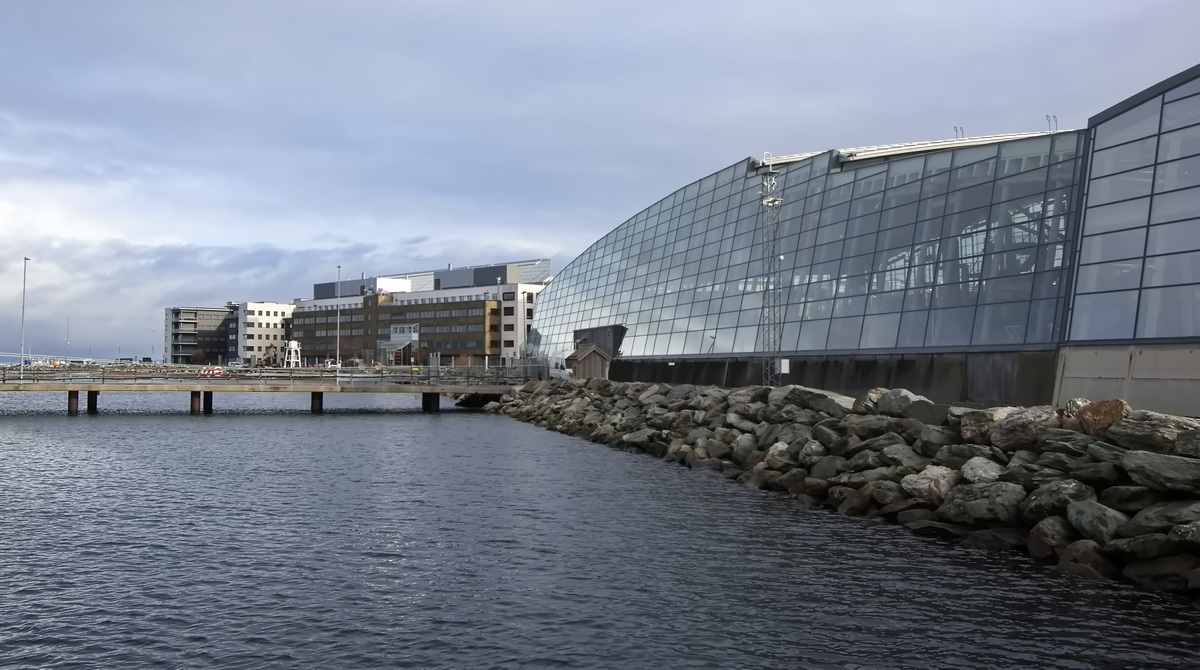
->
[1055,344,1200,417]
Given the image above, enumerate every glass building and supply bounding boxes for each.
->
[533,64,1200,413]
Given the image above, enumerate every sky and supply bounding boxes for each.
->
[1,0,1198,360]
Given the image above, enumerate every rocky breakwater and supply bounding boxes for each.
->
[485,379,1200,595]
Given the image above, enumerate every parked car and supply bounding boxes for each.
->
[199,366,226,378]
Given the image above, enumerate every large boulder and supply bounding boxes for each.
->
[809,455,848,480]
[1121,554,1200,592]
[962,527,1029,551]
[804,390,855,419]
[1119,500,1200,537]
[1057,539,1118,580]
[1020,480,1097,526]
[851,387,888,414]
[932,444,994,469]
[1076,399,1133,439]
[1176,431,1200,459]
[763,442,799,471]
[1121,450,1200,495]
[840,431,907,459]
[1098,486,1164,514]
[959,406,1018,444]
[845,449,885,472]
[1105,410,1200,453]
[1066,500,1129,546]
[793,440,827,468]
[875,388,922,417]
[1103,534,1178,562]
[1028,516,1079,561]
[998,463,1067,491]
[916,426,963,456]
[1168,521,1200,554]
[989,406,1062,452]
[960,456,1004,483]
[729,433,758,465]
[879,443,929,470]
[842,414,894,439]
[867,480,908,507]
[901,465,961,505]
[936,481,1027,525]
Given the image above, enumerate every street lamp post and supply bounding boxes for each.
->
[19,257,29,380]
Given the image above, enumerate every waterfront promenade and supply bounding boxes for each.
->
[0,365,524,414]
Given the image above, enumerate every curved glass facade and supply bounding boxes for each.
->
[534,132,1084,366]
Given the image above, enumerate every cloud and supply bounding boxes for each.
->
[1,0,1198,357]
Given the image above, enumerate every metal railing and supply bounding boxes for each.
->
[0,364,543,387]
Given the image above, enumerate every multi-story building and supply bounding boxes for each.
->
[291,261,549,366]
[532,63,1200,416]
[162,306,235,364]
[225,301,295,366]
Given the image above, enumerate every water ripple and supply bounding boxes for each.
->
[1,393,1199,668]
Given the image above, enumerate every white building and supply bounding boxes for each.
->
[225,301,295,366]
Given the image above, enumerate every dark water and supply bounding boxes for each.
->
[2,391,1199,669]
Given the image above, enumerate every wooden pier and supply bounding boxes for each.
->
[0,366,524,415]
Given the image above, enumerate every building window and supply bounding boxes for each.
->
[490,324,499,332]
[503,324,514,331]
[526,308,533,319]
[489,308,500,316]
[503,340,514,348]
[503,291,515,301]
[525,293,534,303]
[503,307,514,316]
[490,340,500,348]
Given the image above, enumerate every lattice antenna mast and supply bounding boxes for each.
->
[758,152,784,387]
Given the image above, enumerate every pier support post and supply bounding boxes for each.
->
[190,391,201,415]
[86,391,99,414]
[202,391,214,415]
[421,392,440,413]
[311,391,324,414]
[67,390,79,416]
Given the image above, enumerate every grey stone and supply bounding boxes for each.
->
[775,423,814,447]
[989,405,1062,452]
[1119,500,1200,537]
[827,466,914,488]
[846,449,885,472]
[961,456,1004,483]
[932,444,994,470]
[875,388,922,416]
[789,477,831,500]
[1168,521,1200,554]
[897,508,938,524]
[1019,479,1096,526]
[794,440,827,468]
[1006,449,1040,467]
[1077,399,1133,438]
[841,431,907,459]
[1103,534,1178,562]
[946,406,972,427]
[1106,410,1200,453]
[825,485,857,508]
[903,520,976,538]
[902,399,950,426]
[792,493,820,508]
[767,468,809,492]
[998,464,1067,491]
[1028,516,1079,561]
[767,385,805,408]
[869,480,908,507]
[959,406,1017,444]
[763,442,799,471]
[705,439,732,461]
[836,488,874,516]
[1057,539,1118,580]
[813,424,843,450]
[1086,441,1128,465]
[879,443,929,470]
[1036,451,1089,473]
[805,390,855,419]
[1122,450,1200,494]
[900,465,961,505]
[878,498,935,517]
[810,455,848,480]
[1037,428,1097,455]
[1066,500,1128,545]
[1176,430,1200,459]
[917,425,963,455]
[1098,486,1163,514]
[1068,461,1125,489]
[736,464,782,489]
[936,481,1027,525]
[730,433,758,465]
[842,413,894,439]
[725,412,759,434]
[1121,554,1200,592]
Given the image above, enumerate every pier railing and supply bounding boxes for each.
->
[0,364,539,387]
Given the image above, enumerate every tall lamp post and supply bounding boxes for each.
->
[19,256,29,380]
[335,265,341,371]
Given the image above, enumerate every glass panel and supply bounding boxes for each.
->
[796,319,830,351]
[1143,250,1200,287]
[1159,124,1200,162]
[1032,271,1062,299]
[1052,132,1081,163]
[1162,94,1200,133]
[880,202,918,229]
[1089,136,1157,179]
[979,274,1033,303]
[983,248,1037,278]
[998,136,1051,176]
[933,282,978,308]
[1166,77,1200,102]
[949,159,996,191]
[859,313,901,349]
[865,290,905,314]
[1093,97,1162,151]
[993,167,1048,202]
[828,317,863,349]
[1026,299,1058,343]
[887,156,925,185]
[1087,167,1153,206]
[926,307,975,346]
[1079,227,1146,263]
[1074,260,1143,293]
[847,212,881,237]
[883,180,922,209]
[1155,154,1200,193]
[1070,291,1137,340]
[946,183,994,214]
[1083,197,1150,235]
[1047,160,1077,190]
[973,302,1029,345]
[1147,219,1200,255]
[897,311,928,347]
[921,171,950,198]
[1137,285,1200,338]
[952,145,998,167]
[1149,186,1200,224]
[986,222,1040,253]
